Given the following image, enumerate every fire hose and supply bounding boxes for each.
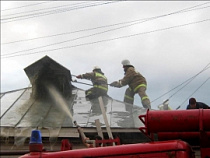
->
[71,74,110,86]
[74,121,95,147]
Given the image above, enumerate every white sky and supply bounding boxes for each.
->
[1,1,210,110]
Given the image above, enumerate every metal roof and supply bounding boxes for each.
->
[1,87,146,129]
[0,55,148,148]
[0,86,148,149]
[0,86,147,144]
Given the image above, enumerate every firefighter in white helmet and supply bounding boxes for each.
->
[76,66,108,100]
[110,60,151,109]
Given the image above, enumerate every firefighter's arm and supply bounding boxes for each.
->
[110,68,134,87]
[110,81,121,87]
[119,68,135,86]
[77,72,94,80]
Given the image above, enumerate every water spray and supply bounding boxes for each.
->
[47,84,73,120]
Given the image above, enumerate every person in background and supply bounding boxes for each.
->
[76,66,108,100]
[186,97,209,109]
[110,59,151,109]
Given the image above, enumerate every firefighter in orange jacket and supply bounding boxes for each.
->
[76,66,108,100]
[110,60,151,109]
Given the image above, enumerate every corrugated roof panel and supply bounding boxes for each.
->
[41,104,68,128]
[0,87,147,130]
[0,89,32,127]
[132,106,147,127]
[0,89,25,118]
[16,100,53,128]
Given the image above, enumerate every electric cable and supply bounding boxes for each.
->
[2,1,89,17]
[1,1,56,12]
[2,5,209,45]
[1,1,105,20]
[130,66,209,113]
[1,1,100,20]
[151,62,210,103]
[167,65,210,100]
[178,76,210,108]
[2,2,209,57]
[1,2,209,46]
[3,18,154,56]
[1,1,119,23]
[2,18,209,59]
[2,1,209,22]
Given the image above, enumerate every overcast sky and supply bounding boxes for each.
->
[1,1,210,110]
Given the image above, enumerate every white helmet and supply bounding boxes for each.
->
[121,59,131,66]
[93,66,101,70]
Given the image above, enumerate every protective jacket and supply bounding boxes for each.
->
[81,71,108,100]
[82,72,108,91]
[186,102,209,109]
[119,66,147,93]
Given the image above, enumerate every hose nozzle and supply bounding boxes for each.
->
[74,121,79,127]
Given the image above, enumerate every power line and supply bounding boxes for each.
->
[2,2,89,17]
[2,4,210,57]
[2,2,88,16]
[1,17,149,45]
[131,65,209,112]
[2,17,158,57]
[2,2,209,45]
[1,1,56,11]
[178,76,210,108]
[3,1,209,17]
[151,63,210,103]
[1,1,119,23]
[167,66,209,99]
[1,2,99,21]
[2,18,210,59]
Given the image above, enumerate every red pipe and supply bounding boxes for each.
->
[19,140,194,158]
[139,109,210,133]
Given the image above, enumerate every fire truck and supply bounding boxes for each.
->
[19,109,210,158]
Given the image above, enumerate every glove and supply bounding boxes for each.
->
[76,75,82,79]
[110,81,121,88]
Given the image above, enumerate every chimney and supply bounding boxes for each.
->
[24,56,72,100]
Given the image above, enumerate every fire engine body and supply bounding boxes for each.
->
[19,109,210,158]
[139,109,210,158]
